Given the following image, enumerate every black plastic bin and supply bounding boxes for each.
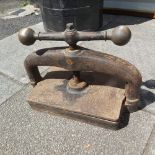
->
[39,0,103,32]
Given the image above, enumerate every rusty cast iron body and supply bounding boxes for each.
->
[18,23,142,127]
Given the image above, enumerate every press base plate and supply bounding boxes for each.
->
[27,67,126,129]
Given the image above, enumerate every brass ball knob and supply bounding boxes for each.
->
[111,26,131,46]
[18,28,36,46]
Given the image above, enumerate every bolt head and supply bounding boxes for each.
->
[66,23,75,31]
[111,26,131,46]
[18,28,35,46]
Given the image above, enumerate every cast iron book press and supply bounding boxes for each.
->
[18,0,142,129]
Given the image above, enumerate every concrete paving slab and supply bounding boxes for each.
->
[143,126,155,155]
[0,22,67,84]
[0,14,42,40]
[0,73,22,105]
[0,86,155,155]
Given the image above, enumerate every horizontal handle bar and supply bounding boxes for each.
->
[18,24,131,46]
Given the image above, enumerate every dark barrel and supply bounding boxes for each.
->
[39,0,103,32]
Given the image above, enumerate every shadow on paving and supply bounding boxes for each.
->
[140,80,155,109]
[100,15,151,30]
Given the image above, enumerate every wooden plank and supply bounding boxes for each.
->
[104,0,155,13]
[27,67,126,128]
[102,8,155,19]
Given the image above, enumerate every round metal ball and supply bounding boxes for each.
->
[18,28,36,46]
[111,26,131,46]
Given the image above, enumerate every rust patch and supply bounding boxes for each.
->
[66,58,74,65]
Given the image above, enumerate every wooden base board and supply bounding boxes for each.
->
[102,8,155,19]
[27,68,126,129]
